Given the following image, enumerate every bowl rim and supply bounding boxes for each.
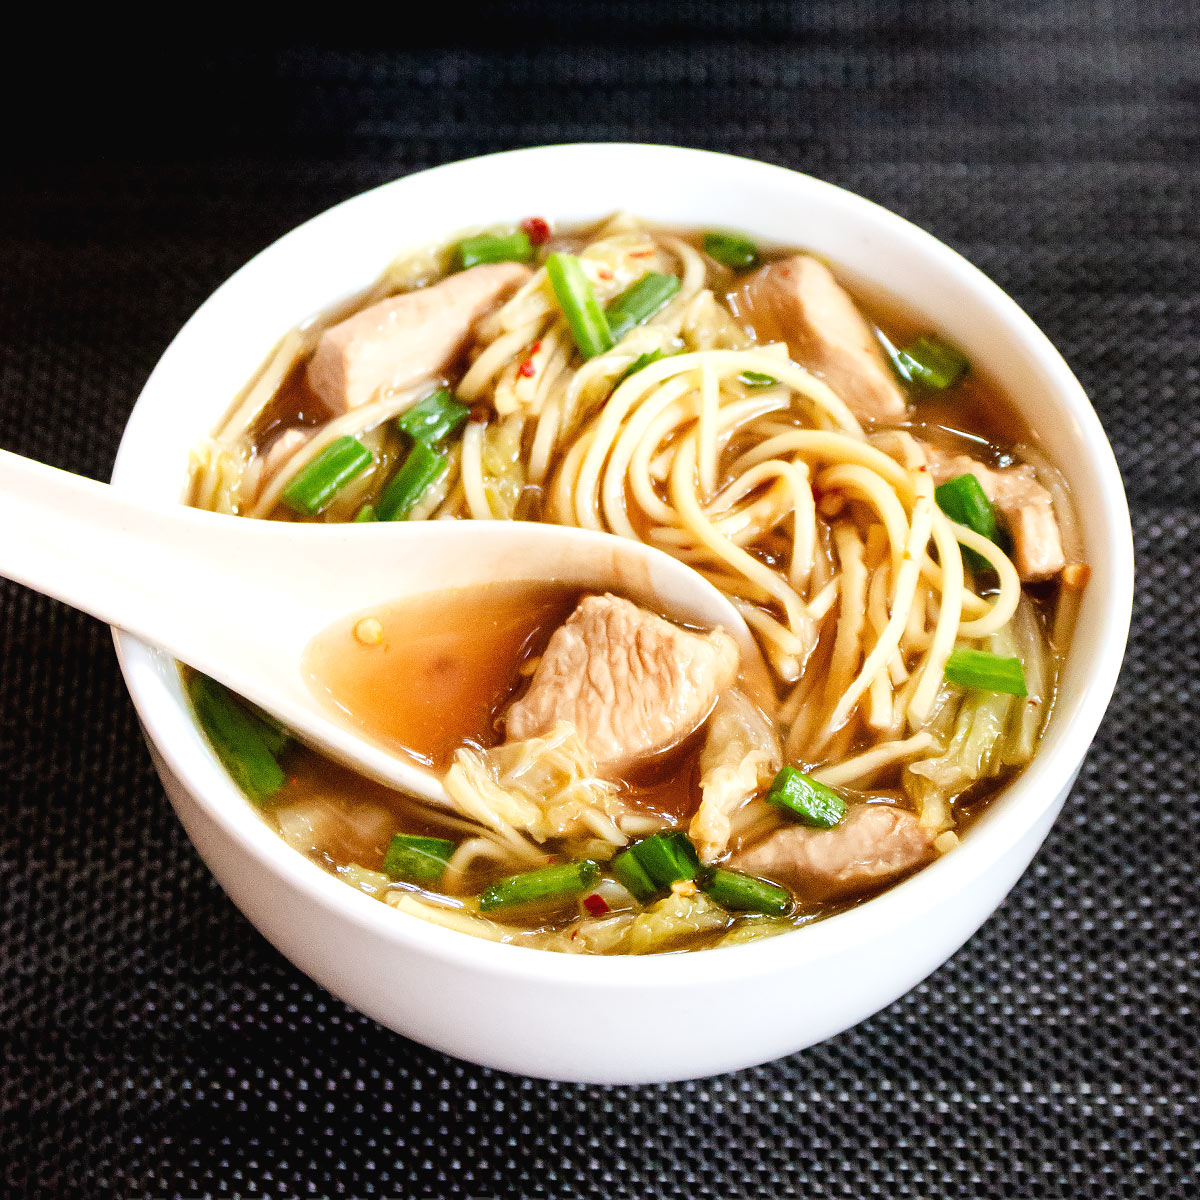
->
[111,142,1134,987]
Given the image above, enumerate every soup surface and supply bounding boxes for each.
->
[184,214,1085,954]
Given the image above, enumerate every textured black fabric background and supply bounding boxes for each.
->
[2,6,1197,1197]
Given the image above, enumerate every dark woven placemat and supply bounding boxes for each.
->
[2,8,1197,1197]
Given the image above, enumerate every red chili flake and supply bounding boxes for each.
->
[583,893,610,916]
[521,216,551,245]
[517,339,543,379]
[597,269,613,280]
[629,249,655,258]
[570,929,578,941]
[289,777,299,787]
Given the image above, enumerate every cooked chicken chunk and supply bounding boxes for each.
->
[505,594,739,774]
[732,803,936,903]
[921,441,1065,581]
[307,262,531,413]
[730,255,907,423]
[258,427,311,481]
[689,690,781,863]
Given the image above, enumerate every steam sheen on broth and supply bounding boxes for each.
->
[184,214,1086,954]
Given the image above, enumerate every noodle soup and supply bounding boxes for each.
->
[184,215,1086,954]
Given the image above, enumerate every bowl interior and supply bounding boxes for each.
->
[111,144,1134,980]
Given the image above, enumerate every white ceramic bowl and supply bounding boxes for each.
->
[110,145,1133,1083]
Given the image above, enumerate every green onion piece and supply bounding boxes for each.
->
[890,334,969,390]
[376,441,448,521]
[616,348,679,387]
[545,252,614,359]
[240,701,290,757]
[280,436,373,517]
[935,473,1000,573]
[701,867,792,916]
[765,766,847,829]
[739,371,778,387]
[188,674,285,802]
[703,231,761,271]
[353,503,377,523]
[396,388,470,444]
[455,231,534,270]
[383,834,456,884]
[936,473,998,542]
[479,859,601,912]
[611,849,659,903]
[614,831,701,899]
[944,648,1028,696]
[605,272,681,342]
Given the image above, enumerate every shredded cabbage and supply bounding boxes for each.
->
[717,916,792,947]
[480,417,525,518]
[905,596,1051,831]
[681,289,755,351]
[689,690,782,862]
[444,722,626,844]
[337,863,390,897]
[623,891,730,954]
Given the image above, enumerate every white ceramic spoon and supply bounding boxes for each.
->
[0,448,763,807]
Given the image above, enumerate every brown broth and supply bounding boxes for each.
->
[303,581,582,771]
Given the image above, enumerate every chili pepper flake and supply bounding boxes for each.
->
[521,216,551,245]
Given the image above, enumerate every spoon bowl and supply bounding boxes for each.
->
[0,447,759,805]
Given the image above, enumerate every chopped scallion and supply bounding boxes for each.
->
[703,231,761,271]
[545,252,614,359]
[611,848,658,903]
[397,388,470,444]
[889,334,969,390]
[764,766,847,829]
[376,441,447,521]
[455,231,534,270]
[616,349,672,386]
[605,272,681,342]
[280,436,373,517]
[240,701,290,757]
[383,834,456,885]
[739,370,778,387]
[611,831,700,901]
[700,867,792,916]
[944,648,1028,696]
[188,674,286,803]
[479,859,601,911]
[353,503,377,522]
[936,473,1000,573]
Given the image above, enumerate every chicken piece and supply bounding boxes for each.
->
[258,427,311,482]
[732,803,936,903]
[307,262,531,413]
[688,690,782,863]
[505,594,739,775]
[730,255,906,423]
[920,441,1065,581]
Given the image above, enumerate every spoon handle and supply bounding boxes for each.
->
[0,447,456,804]
[0,448,246,654]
